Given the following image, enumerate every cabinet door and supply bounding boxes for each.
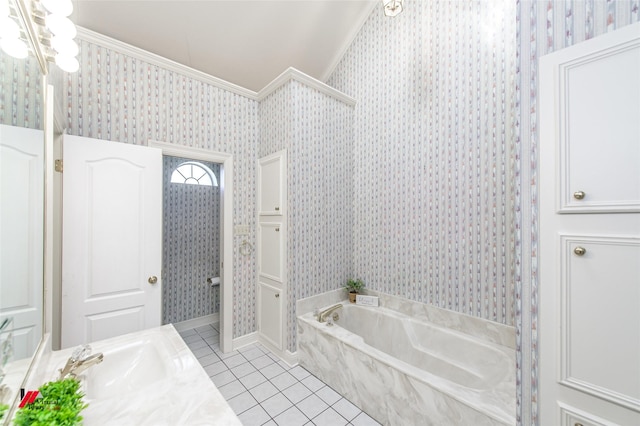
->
[258,282,282,350]
[258,150,286,215]
[258,222,284,282]
[555,32,640,213]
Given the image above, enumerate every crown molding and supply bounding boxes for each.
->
[76,26,356,106]
[257,67,356,106]
[76,26,259,100]
[321,1,377,82]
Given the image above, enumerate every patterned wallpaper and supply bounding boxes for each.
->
[328,0,518,326]
[517,1,639,424]
[63,39,260,339]
[162,156,221,324]
[0,53,43,129]
[259,80,354,352]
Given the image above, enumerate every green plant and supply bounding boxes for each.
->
[13,378,88,426]
[0,403,8,420]
[345,278,364,293]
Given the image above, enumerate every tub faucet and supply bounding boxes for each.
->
[58,345,104,380]
[318,304,343,323]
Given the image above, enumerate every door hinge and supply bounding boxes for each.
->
[55,159,63,172]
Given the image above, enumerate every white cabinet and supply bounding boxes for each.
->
[256,150,287,352]
[540,23,640,426]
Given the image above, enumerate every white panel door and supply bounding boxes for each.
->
[62,135,162,348]
[0,125,43,361]
[540,23,640,426]
[258,222,283,282]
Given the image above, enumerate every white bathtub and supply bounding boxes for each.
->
[297,301,515,425]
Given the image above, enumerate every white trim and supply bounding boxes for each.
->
[257,67,356,106]
[232,331,259,351]
[43,80,54,337]
[76,27,356,107]
[320,1,377,82]
[77,26,257,100]
[148,140,234,353]
[258,335,299,367]
[172,313,220,333]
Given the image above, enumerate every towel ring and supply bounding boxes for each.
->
[239,240,254,256]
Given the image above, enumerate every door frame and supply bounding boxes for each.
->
[149,140,233,353]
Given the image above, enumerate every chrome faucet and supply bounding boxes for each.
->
[58,345,104,380]
[318,303,343,323]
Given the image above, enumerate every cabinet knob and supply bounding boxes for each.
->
[148,276,158,284]
[275,207,280,211]
[275,293,280,298]
[574,423,584,426]
[573,191,585,200]
[573,247,586,256]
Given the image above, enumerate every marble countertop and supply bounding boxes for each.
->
[20,325,241,426]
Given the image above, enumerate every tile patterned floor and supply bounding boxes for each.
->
[178,324,381,426]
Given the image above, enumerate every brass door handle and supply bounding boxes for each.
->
[573,247,586,256]
[148,276,158,284]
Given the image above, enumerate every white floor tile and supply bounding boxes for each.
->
[231,361,258,378]
[204,361,228,377]
[186,339,209,350]
[281,382,312,404]
[312,407,348,426]
[192,346,215,358]
[260,362,287,379]
[261,392,294,417]
[211,370,236,387]
[301,374,325,392]
[228,390,258,415]
[249,380,280,403]
[251,354,275,369]
[241,346,265,361]
[224,353,248,369]
[271,371,298,391]
[239,371,268,389]
[296,394,329,419]
[316,386,342,406]
[332,398,361,422]
[350,412,381,426]
[182,334,203,344]
[218,379,246,400]
[238,404,271,426]
[288,366,311,381]
[198,353,220,367]
[273,406,309,426]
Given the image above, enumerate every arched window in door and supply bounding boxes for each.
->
[170,161,218,186]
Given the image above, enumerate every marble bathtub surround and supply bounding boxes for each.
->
[297,300,516,425]
[12,326,241,425]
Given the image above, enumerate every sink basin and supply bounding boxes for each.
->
[82,338,170,400]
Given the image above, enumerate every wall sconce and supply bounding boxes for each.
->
[0,0,79,74]
[383,0,404,17]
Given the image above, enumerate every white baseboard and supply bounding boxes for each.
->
[172,313,219,332]
[232,332,259,351]
[258,335,299,367]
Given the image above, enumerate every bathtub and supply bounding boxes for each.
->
[297,301,515,425]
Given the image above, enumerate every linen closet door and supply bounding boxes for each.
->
[540,23,640,426]
[257,150,286,351]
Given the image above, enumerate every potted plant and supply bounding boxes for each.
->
[345,278,364,303]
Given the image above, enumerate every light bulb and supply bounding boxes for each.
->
[41,0,73,17]
[0,37,28,59]
[45,14,77,38]
[51,36,78,56]
[0,16,19,39]
[55,54,79,72]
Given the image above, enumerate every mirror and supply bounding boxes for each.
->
[0,50,45,419]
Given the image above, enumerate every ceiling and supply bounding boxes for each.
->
[71,1,378,92]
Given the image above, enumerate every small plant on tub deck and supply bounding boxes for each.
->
[345,278,364,303]
[13,377,88,426]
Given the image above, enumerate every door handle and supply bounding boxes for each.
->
[573,247,586,256]
[148,276,158,284]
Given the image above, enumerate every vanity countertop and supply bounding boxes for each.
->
[21,325,241,426]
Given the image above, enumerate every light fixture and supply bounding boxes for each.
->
[383,0,404,17]
[0,0,80,74]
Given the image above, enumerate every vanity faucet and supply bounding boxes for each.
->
[318,303,343,323]
[58,345,104,380]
